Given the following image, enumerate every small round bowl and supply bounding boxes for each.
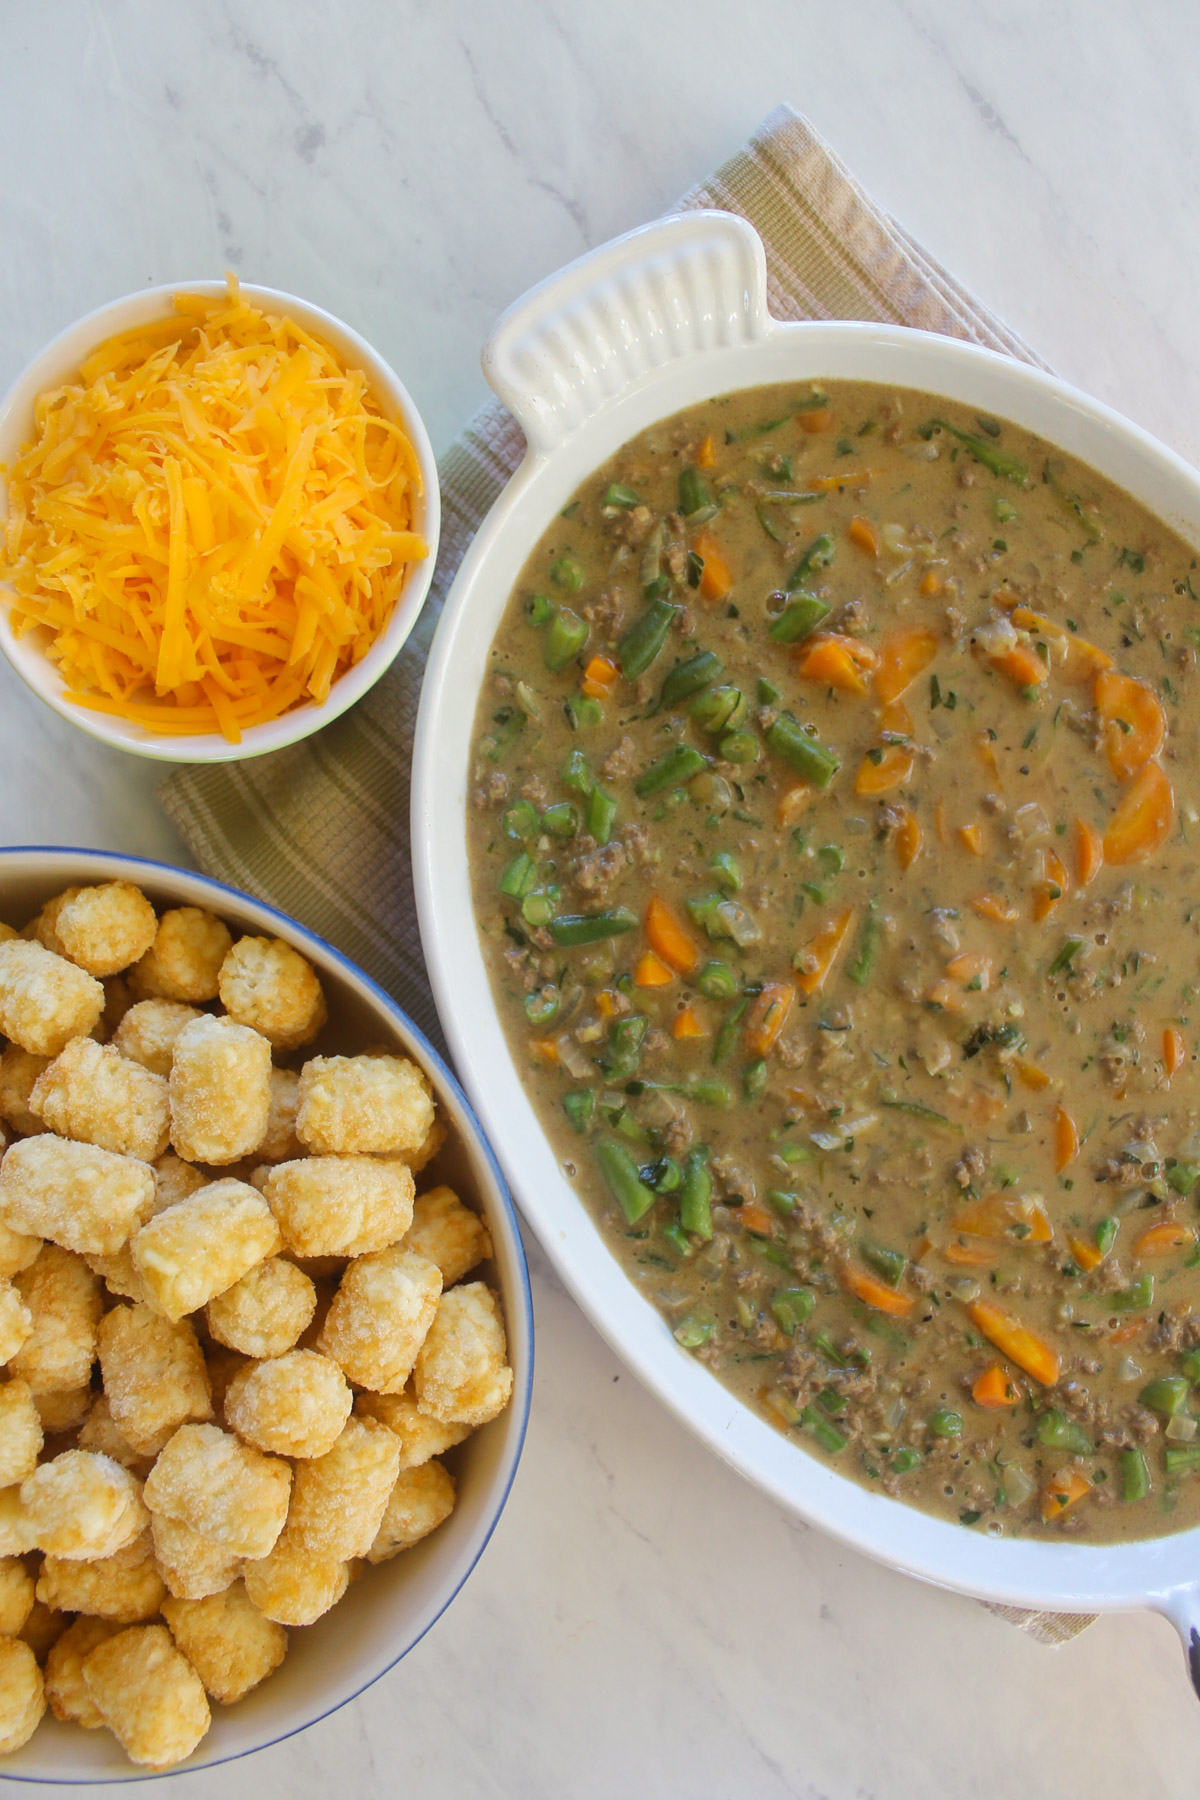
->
[0,847,531,1781]
[0,285,441,763]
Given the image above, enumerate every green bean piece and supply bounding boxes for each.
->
[526,593,555,626]
[1183,1350,1200,1383]
[502,800,539,841]
[498,851,537,899]
[639,519,666,595]
[768,592,831,643]
[634,743,709,798]
[758,677,781,704]
[1047,936,1085,977]
[523,985,560,1026]
[1120,1446,1151,1503]
[742,1058,768,1102]
[662,1221,692,1257]
[776,1143,815,1164]
[878,1098,962,1132]
[1110,1274,1154,1312]
[813,1331,846,1366]
[1168,1159,1200,1196]
[550,554,586,590]
[678,466,716,520]
[550,908,638,947]
[1036,1408,1094,1455]
[696,960,738,999]
[846,903,880,988]
[711,997,750,1067]
[521,888,560,927]
[892,1447,921,1474]
[1095,1217,1118,1256]
[818,844,845,875]
[561,1088,595,1133]
[691,685,745,734]
[786,533,835,590]
[1041,459,1104,543]
[618,596,678,679]
[719,730,760,764]
[603,482,641,509]
[679,1147,713,1240]
[539,802,579,840]
[1139,1376,1191,1417]
[544,606,589,671]
[928,1408,964,1439]
[681,1078,733,1106]
[1165,1445,1200,1475]
[586,786,618,845]
[561,748,594,797]
[769,1288,815,1336]
[673,1313,715,1349]
[598,1015,648,1080]
[765,713,840,787]
[595,1137,658,1225]
[756,503,786,543]
[862,1242,906,1287]
[801,1405,847,1454]
[566,695,604,731]
[660,650,724,709]
[930,418,1028,485]
[643,1155,682,1194]
[710,852,741,893]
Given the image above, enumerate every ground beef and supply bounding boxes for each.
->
[571,837,628,898]
[582,586,627,635]
[622,823,654,867]
[954,1145,986,1189]
[1150,1305,1194,1354]
[600,736,636,780]
[473,770,509,807]
[519,773,547,807]
[775,1029,809,1070]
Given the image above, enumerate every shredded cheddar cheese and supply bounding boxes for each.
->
[0,277,427,743]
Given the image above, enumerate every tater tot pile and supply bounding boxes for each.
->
[0,880,512,1767]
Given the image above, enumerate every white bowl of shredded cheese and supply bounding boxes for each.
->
[0,282,440,762]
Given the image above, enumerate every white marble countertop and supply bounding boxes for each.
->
[3,2,1200,1793]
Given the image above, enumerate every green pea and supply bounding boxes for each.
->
[928,1408,963,1439]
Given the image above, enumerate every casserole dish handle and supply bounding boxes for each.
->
[482,210,771,458]
[1161,1587,1200,1702]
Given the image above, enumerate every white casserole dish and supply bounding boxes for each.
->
[411,209,1200,1694]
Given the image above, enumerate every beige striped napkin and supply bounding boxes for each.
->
[161,102,1092,1643]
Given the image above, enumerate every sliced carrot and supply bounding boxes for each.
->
[644,895,701,975]
[1011,605,1069,643]
[968,1087,1007,1123]
[776,782,813,829]
[529,1037,559,1066]
[692,528,733,603]
[969,891,1019,924]
[1068,1234,1105,1273]
[975,731,998,774]
[733,1202,776,1236]
[1061,635,1113,684]
[880,698,914,736]
[743,981,795,1058]
[989,644,1049,688]
[875,627,938,704]
[972,1364,1022,1409]
[1107,1316,1147,1344]
[1094,669,1166,780]
[1016,1060,1053,1091]
[672,1004,707,1040]
[943,1240,998,1267]
[1074,816,1104,887]
[1031,846,1069,922]
[927,979,965,1014]
[633,950,674,989]
[696,433,717,470]
[918,569,943,598]
[799,407,833,434]
[840,1263,915,1317]
[1132,1220,1195,1258]
[945,951,992,989]
[1164,1025,1187,1079]
[895,806,923,872]
[855,744,914,796]
[1054,1105,1080,1172]
[794,908,855,997]
[847,514,879,557]
[594,989,618,1019]
[992,586,1022,610]
[959,823,984,856]
[967,1298,1060,1386]
[581,652,619,699]
[1040,1468,1092,1524]
[798,633,879,695]
[1103,762,1174,865]
[954,1192,1052,1244]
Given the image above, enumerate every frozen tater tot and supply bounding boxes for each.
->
[0,938,105,1057]
[0,1380,42,1487]
[37,1528,166,1623]
[0,1556,34,1634]
[19,1599,66,1663]
[78,1394,149,1474]
[11,1246,102,1394]
[407,1113,448,1176]
[130,906,232,1005]
[0,1489,33,1556]
[356,1387,471,1470]
[22,1450,148,1560]
[132,1180,282,1322]
[0,1217,40,1284]
[153,1150,207,1211]
[367,1459,456,1562]
[169,1014,271,1165]
[113,999,201,1077]
[224,1351,351,1459]
[256,1068,302,1163]
[318,1247,442,1395]
[295,1053,435,1156]
[82,1623,211,1769]
[0,1044,50,1134]
[29,1036,170,1162]
[150,1512,244,1601]
[286,1416,400,1561]
[401,1186,492,1286]
[97,1304,213,1455]
[413,1283,514,1428]
[45,1616,119,1726]
[218,937,327,1052]
[0,1280,31,1365]
[0,1637,44,1754]
[242,1531,348,1626]
[162,1582,287,1704]
[263,1155,414,1259]
[0,1135,155,1258]
[33,1386,92,1436]
[144,1424,291,1560]
[205,1256,316,1359]
[47,882,158,978]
